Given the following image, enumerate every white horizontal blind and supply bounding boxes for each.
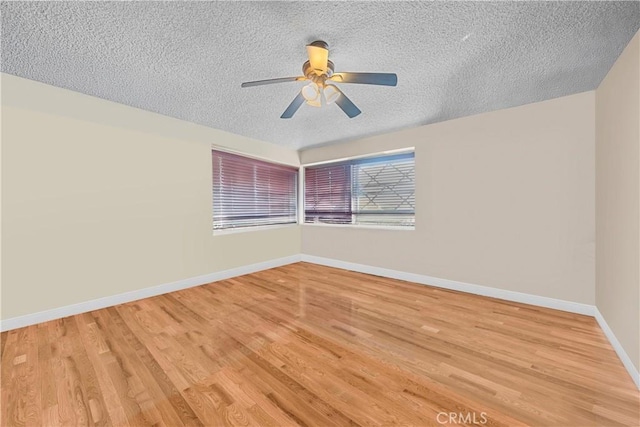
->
[305,152,415,227]
[304,163,352,224]
[212,150,298,230]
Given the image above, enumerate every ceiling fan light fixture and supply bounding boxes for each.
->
[302,82,322,107]
[306,41,329,76]
[323,84,340,104]
[306,98,322,108]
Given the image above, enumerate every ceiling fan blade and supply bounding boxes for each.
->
[241,76,305,88]
[280,92,305,119]
[333,87,361,118]
[306,43,329,75]
[330,72,398,86]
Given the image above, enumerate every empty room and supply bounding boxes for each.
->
[1,1,639,426]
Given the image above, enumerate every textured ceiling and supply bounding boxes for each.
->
[2,1,639,150]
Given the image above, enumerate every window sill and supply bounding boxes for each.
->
[303,223,415,231]
[213,223,298,236]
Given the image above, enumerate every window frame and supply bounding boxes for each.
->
[302,149,416,230]
[212,148,299,234]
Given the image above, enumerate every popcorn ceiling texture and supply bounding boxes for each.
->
[2,1,638,149]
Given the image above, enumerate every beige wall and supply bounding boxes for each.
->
[596,32,640,372]
[1,74,301,320]
[301,91,596,304]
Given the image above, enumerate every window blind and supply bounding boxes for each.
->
[304,163,352,224]
[212,150,298,230]
[305,152,415,227]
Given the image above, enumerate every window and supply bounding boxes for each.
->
[212,150,298,230]
[305,152,415,227]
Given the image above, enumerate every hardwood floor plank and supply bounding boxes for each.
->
[1,262,639,426]
[47,319,90,426]
[36,324,58,426]
[58,316,113,426]
[1,330,18,426]
[1,331,8,360]
[75,312,129,426]
[90,310,163,425]
[106,307,202,426]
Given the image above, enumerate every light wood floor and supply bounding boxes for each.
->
[1,262,638,426]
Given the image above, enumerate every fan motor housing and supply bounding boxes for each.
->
[303,60,334,79]
[308,40,329,50]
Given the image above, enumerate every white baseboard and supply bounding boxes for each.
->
[594,309,640,389]
[301,255,595,315]
[0,254,301,332]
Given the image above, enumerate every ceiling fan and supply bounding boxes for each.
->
[241,41,398,119]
